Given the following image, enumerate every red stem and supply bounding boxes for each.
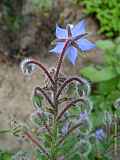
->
[25,132,48,156]
[56,76,87,99]
[57,98,85,120]
[54,41,69,81]
[27,60,55,85]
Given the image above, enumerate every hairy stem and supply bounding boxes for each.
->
[27,59,55,85]
[25,132,48,157]
[58,97,73,104]
[56,76,89,99]
[49,122,59,160]
[54,41,69,81]
[35,87,55,108]
[57,98,86,120]
[53,41,69,117]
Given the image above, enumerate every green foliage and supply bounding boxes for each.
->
[79,38,120,159]
[57,135,82,160]
[88,138,113,160]
[36,152,47,160]
[80,38,120,125]
[90,77,120,118]
[75,0,120,37]
[0,150,12,160]
[80,65,117,82]
[80,38,120,82]
[32,94,43,109]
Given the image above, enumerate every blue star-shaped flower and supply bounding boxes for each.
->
[95,129,106,141]
[50,20,96,65]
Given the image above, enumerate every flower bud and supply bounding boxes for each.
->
[95,128,106,141]
[20,58,37,76]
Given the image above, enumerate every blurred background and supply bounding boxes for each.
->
[0,0,120,158]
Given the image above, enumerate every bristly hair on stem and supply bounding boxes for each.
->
[34,86,55,108]
[21,58,55,85]
[56,76,91,99]
[25,132,49,157]
[57,97,88,120]
[54,40,69,82]
[20,19,96,160]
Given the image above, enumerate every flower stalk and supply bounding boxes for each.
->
[20,20,96,160]
[25,132,49,157]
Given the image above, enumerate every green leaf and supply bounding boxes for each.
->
[32,95,43,109]
[80,65,117,82]
[97,78,118,95]
[59,135,78,156]
[36,151,47,160]
[107,90,120,102]
[0,151,12,160]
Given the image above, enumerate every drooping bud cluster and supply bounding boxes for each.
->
[20,58,37,76]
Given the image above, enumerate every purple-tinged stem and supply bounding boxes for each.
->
[52,41,69,117]
[25,132,48,156]
[27,59,55,85]
[35,87,55,108]
[54,41,69,81]
[57,98,85,120]
[56,76,87,99]
[58,97,73,104]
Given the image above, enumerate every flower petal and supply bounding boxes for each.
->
[49,42,65,55]
[56,24,67,39]
[72,20,86,37]
[67,47,78,65]
[77,39,96,51]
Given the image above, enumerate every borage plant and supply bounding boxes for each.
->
[20,20,96,160]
